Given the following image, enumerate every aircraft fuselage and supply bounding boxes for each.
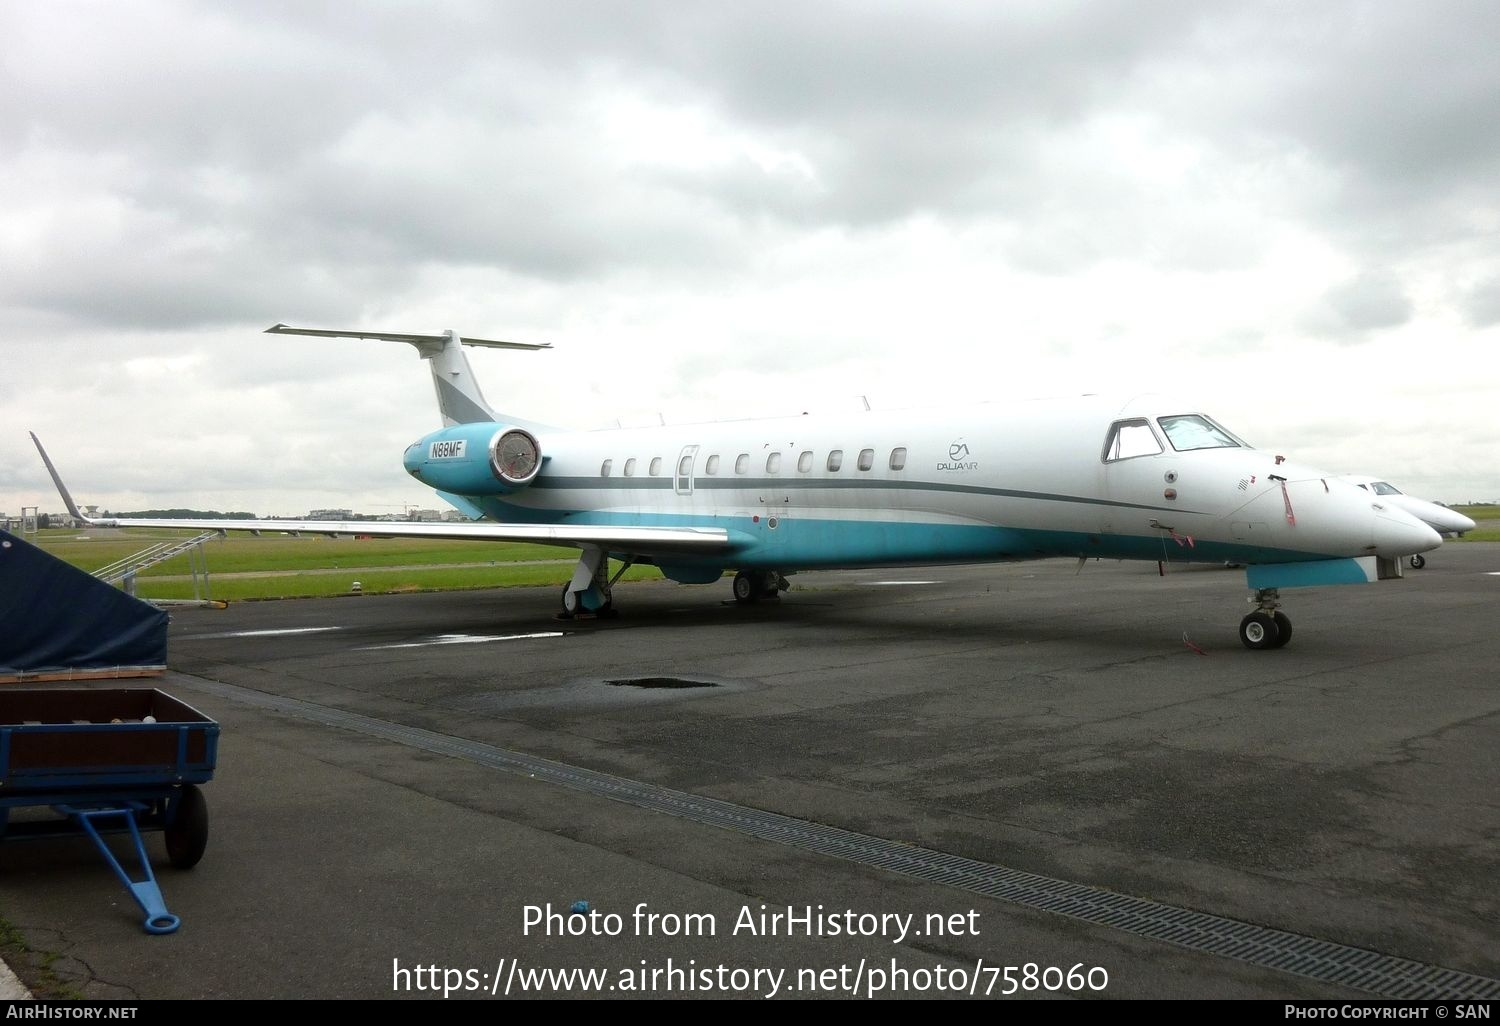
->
[404,393,1439,583]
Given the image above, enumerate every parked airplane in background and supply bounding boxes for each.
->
[34,324,1443,650]
[1337,475,1477,569]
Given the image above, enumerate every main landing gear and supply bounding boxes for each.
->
[558,546,627,619]
[1239,588,1292,650]
[732,570,787,604]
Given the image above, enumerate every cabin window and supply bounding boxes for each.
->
[1103,419,1163,462]
[649,456,663,476]
[705,454,720,475]
[798,450,813,473]
[858,448,875,471]
[766,452,782,474]
[827,449,844,472]
[1156,414,1242,452]
[624,457,636,477]
[677,454,692,477]
[735,453,749,474]
[889,447,907,471]
[601,459,613,477]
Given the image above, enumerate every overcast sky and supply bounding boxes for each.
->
[3,1,1497,518]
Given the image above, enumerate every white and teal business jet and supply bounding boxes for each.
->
[35,324,1442,650]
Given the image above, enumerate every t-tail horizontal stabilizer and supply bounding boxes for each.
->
[264,323,555,431]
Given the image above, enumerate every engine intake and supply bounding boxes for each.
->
[490,429,541,488]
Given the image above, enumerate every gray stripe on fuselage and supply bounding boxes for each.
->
[529,474,1202,516]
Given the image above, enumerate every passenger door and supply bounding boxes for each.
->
[674,445,699,497]
[1100,418,1178,537]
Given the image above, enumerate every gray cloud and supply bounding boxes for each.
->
[0,1,1243,310]
[1312,271,1415,339]
[9,1,1495,315]
[1461,277,1500,328]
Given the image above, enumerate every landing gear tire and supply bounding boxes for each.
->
[1271,611,1293,649]
[733,570,784,604]
[559,585,612,618]
[1409,554,1426,570]
[1239,611,1282,651]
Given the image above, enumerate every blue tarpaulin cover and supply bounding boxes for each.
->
[0,529,168,674]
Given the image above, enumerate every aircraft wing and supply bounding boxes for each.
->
[72,515,731,553]
[29,432,730,555]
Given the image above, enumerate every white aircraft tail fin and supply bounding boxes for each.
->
[264,324,554,429]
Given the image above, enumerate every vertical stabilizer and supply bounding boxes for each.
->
[427,329,495,426]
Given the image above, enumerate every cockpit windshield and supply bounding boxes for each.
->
[1156,414,1245,452]
[1371,481,1403,496]
[1102,419,1164,461]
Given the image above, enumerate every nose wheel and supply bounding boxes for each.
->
[1240,590,1292,650]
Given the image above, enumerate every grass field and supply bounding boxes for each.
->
[27,528,668,601]
[1452,505,1500,541]
[32,529,569,574]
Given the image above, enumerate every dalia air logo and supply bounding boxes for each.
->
[938,441,978,472]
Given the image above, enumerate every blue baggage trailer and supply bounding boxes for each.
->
[0,688,218,934]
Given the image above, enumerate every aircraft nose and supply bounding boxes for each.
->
[1372,505,1443,557]
[1448,510,1479,534]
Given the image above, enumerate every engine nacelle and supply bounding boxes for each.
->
[403,423,543,495]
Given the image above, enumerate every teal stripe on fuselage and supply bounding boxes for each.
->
[468,496,1338,570]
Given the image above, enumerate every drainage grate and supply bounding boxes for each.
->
[181,675,1500,1001]
[605,677,718,689]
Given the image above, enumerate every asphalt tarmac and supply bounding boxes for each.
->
[2,545,1497,1000]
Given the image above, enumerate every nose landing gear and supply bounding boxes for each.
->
[1240,588,1292,650]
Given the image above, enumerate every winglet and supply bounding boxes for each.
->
[29,433,117,526]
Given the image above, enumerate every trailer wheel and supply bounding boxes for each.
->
[165,784,209,869]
